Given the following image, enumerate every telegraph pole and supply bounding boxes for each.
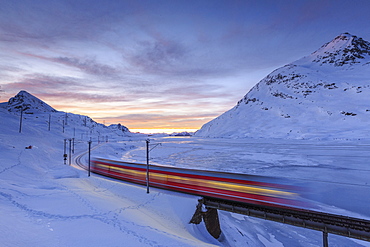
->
[19,108,23,133]
[63,139,67,165]
[146,139,150,193]
[88,140,92,177]
[48,114,51,131]
[145,139,161,194]
[68,139,72,165]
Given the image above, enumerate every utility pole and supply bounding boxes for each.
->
[146,139,161,194]
[68,139,72,165]
[62,120,65,133]
[146,139,150,193]
[48,114,51,131]
[88,140,92,177]
[19,108,23,133]
[63,139,67,165]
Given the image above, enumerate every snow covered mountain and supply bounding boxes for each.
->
[1,90,130,136]
[7,90,57,113]
[195,33,370,140]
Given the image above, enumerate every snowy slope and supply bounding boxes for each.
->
[2,90,130,139]
[0,108,215,246]
[1,92,370,246]
[0,94,211,246]
[195,33,370,139]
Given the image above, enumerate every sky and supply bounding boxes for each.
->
[1,0,370,132]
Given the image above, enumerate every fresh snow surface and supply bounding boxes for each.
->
[1,108,370,246]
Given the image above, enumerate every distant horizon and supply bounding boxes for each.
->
[130,128,199,134]
[0,90,201,132]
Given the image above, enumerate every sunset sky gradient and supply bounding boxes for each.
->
[1,0,370,131]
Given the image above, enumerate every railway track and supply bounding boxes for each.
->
[74,148,370,245]
[202,197,370,244]
[73,143,104,170]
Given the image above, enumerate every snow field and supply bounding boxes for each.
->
[1,109,370,246]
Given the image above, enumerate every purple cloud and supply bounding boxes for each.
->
[19,53,119,77]
[52,56,119,76]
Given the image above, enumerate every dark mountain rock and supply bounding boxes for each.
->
[7,91,57,113]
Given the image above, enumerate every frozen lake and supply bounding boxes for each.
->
[110,136,370,218]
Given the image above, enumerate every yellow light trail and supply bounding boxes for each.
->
[97,164,297,199]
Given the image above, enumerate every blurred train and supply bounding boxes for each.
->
[91,158,303,208]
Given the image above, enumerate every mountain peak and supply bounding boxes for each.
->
[195,33,370,139]
[307,32,370,66]
[7,91,57,113]
[17,90,33,98]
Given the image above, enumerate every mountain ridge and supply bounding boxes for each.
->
[195,33,370,140]
[7,90,57,113]
[3,90,131,135]
[306,32,370,66]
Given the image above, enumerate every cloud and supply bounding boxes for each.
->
[0,0,134,44]
[5,0,369,131]
[0,64,25,82]
[128,39,188,74]
[52,56,119,77]
[19,53,119,77]
[3,74,79,91]
[99,112,218,129]
[2,74,128,103]
[127,38,242,79]
[2,74,108,103]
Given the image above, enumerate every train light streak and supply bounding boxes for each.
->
[91,159,302,209]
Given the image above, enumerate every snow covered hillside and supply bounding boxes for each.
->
[1,91,370,246]
[0,93,215,246]
[2,91,130,139]
[195,33,370,139]
[0,106,216,246]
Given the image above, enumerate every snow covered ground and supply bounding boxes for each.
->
[1,108,370,246]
